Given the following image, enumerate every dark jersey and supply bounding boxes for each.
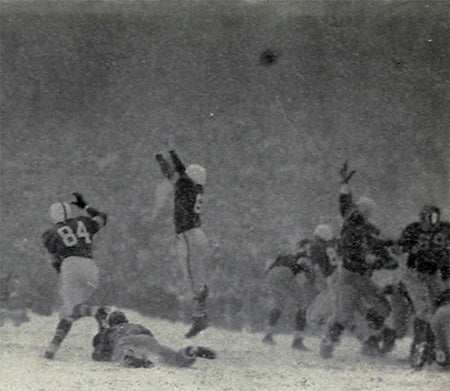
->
[339,192,389,275]
[310,239,337,278]
[42,216,100,271]
[399,221,450,277]
[92,322,153,362]
[170,150,203,234]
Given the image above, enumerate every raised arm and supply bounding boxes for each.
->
[156,153,176,180]
[71,192,107,227]
[338,160,356,217]
[169,149,186,174]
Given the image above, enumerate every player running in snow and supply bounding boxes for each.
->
[156,148,211,338]
[431,288,450,369]
[397,205,450,369]
[0,272,30,327]
[91,310,216,368]
[262,238,315,349]
[43,193,110,359]
[263,225,337,350]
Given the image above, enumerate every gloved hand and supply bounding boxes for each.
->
[339,160,356,183]
[71,192,87,209]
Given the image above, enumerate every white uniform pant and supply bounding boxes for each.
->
[402,268,445,322]
[58,256,99,319]
[176,228,210,297]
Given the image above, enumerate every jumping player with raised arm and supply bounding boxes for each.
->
[320,161,395,359]
[43,193,109,359]
[156,147,210,338]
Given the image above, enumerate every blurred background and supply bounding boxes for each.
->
[1,0,448,330]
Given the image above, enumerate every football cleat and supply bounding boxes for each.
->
[194,346,217,360]
[379,328,397,354]
[262,333,276,345]
[320,338,335,359]
[291,337,311,351]
[44,341,60,360]
[185,314,208,339]
[411,342,427,370]
[435,350,450,368]
[361,336,380,357]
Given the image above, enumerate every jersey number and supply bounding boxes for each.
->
[194,194,202,214]
[57,221,92,247]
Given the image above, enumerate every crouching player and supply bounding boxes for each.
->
[262,238,316,350]
[43,193,110,359]
[92,310,216,368]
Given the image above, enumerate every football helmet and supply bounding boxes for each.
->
[314,224,334,241]
[420,205,440,226]
[186,164,206,186]
[49,202,72,223]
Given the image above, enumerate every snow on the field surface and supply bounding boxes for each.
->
[0,311,448,391]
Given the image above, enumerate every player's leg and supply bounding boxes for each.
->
[379,283,412,354]
[183,228,211,338]
[45,258,99,359]
[175,235,192,321]
[402,269,436,369]
[431,304,450,368]
[262,267,291,345]
[320,270,355,358]
[291,276,317,350]
[306,287,335,327]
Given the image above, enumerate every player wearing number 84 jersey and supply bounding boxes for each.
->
[43,193,109,360]
[156,149,210,339]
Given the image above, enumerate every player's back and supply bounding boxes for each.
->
[43,216,100,261]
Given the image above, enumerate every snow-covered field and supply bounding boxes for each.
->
[0,311,448,391]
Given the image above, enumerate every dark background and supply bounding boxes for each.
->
[1,0,448,330]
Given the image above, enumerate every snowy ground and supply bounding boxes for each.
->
[0,311,448,391]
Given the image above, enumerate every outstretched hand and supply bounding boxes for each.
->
[164,134,175,151]
[339,160,356,183]
[71,192,87,209]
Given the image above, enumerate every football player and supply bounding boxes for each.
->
[0,272,30,327]
[156,149,211,338]
[92,310,216,368]
[431,288,450,368]
[398,205,450,369]
[43,193,109,359]
[320,161,395,359]
[263,236,327,350]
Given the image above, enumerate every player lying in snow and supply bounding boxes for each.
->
[91,310,217,368]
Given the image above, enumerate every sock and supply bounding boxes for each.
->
[193,285,208,317]
[295,309,307,332]
[328,322,344,343]
[48,318,73,349]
